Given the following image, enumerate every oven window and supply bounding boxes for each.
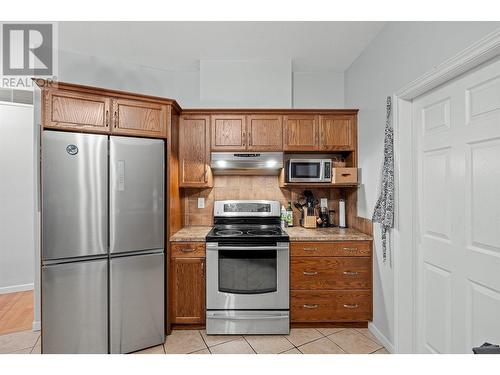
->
[218,250,277,294]
[291,162,320,178]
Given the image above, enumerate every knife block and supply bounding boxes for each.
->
[301,214,317,228]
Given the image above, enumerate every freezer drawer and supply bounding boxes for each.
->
[110,252,165,354]
[109,137,164,254]
[42,258,108,354]
[42,131,108,260]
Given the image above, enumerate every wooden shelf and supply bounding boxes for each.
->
[278,169,359,188]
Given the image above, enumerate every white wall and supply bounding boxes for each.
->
[293,71,344,108]
[345,21,500,349]
[58,50,344,108]
[200,60,292,107]
[0,103,35,294]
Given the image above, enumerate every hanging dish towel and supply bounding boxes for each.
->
[372,96,394,263]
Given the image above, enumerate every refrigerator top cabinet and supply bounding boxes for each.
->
[42,131,108,261]
[109,136,165,254]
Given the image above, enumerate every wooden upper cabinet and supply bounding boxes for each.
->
[112,98,167,138]
[44,90,110,133]
[211,115,247,151]
[247,115,283,151]
[319,115,356,151]
[283,115,319,151]
[179,115,212,187]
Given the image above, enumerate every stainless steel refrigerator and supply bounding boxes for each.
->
[41,131,165,354]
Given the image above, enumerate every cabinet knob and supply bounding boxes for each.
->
[105,110,109,126]
[114,111,118,128]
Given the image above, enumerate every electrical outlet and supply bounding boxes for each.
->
[198,197,205,209]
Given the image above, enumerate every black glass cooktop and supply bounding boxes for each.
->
[206,224,289,243]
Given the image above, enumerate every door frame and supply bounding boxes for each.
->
[392,28,500,353]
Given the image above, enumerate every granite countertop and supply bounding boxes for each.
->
[170,226,212,242]
[284,226,372,241]
[170,225,372,242]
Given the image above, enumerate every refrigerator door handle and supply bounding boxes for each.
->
[42,255,108,266]
[109,248,164,259]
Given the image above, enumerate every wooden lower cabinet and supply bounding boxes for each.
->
[291,290,372,322]
[291,257,371,290]
[290,241,372,324]
[170,242,206,325]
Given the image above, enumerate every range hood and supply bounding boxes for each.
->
[211,152,283,175]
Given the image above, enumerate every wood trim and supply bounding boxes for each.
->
[34,79,182,113]
[184,108,359,115]
[396,28,500,99]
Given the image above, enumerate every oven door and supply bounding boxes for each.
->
[288,160,324,182]
[206,242,289,310]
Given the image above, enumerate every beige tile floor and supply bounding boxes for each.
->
[0,328,390,354]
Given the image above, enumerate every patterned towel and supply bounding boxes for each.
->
[372,96,394,263]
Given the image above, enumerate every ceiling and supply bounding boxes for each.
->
[59,21,386,72]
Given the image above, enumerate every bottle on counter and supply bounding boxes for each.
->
[281,205,287,229]
[286,201,294,227]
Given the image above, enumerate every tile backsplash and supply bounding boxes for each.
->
[183,176,345,226]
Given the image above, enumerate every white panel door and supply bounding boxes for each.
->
[413,57,500,353]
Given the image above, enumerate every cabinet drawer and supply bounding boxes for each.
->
[171,242,206,258]
[291,290,372,322]
[291,241,371,257]
[291,257,370,290]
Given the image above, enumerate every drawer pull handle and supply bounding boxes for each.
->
[343,247,358,251]
[303,304,318,309]
[303,247,318,251]
[303,271,318,276]
[181,248,196,253]
[343,271,359,276]
[343,304,359,309]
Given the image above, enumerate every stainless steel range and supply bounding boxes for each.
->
[205,200,290,335]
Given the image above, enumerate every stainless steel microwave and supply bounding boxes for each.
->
[286,159,332,182]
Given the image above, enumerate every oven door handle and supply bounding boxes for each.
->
[208,314,288,320]
[207,245,289,251]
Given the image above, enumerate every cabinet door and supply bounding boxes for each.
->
[283,115,319,151]
[319,115,356,151]
[112,98,167,138]
[211,115,247,151]
[179,115,211,187]
[44,89,110,133]
[246,115,283,151]
[171,257,205,324]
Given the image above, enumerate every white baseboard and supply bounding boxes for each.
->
[0,283,34,294]
[368,322,395,353]
[32,320,41,332]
